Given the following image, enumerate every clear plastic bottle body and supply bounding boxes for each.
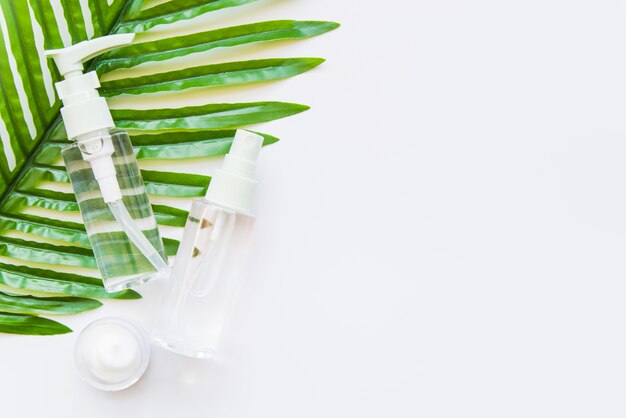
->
[153,198,255,359]
[62,129,167,292]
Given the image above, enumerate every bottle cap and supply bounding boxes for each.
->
[205,129,264,213]
[74,317,150,391]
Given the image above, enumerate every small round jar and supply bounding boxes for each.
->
[75,317,150,391]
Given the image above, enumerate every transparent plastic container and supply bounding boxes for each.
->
[63,129,167,292]
[75,317,151,392]
[153,198,255,359]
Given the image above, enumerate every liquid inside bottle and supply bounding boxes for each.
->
[153,198,255,359]
[62,129,167,292]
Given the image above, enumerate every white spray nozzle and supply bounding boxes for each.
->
[231,129,263,161]
[45,34,135,78]
[206,130,264,213]
[222,130,264,176]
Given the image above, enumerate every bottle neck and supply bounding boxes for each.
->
[73,128,111,143]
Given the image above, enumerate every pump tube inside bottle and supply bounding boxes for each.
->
[108,200,169,274]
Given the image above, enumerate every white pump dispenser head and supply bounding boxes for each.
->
[206,130,264,213]
[45,34,134,140]
[45,34,135,204]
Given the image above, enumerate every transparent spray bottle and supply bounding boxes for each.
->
[45,35,168,292]
[154,130,263,358]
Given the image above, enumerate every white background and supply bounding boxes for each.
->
[4,0,626,416]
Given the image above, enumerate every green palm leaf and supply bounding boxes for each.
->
[0,0,337,334]
[100,58,325,96]
[0,291,101,314]
[0,312,71,335]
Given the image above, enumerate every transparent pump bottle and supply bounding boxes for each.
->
[46,35,168,292]
[154,130,263,358]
